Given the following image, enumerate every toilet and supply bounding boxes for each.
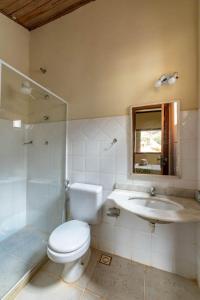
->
[47,183,103,283]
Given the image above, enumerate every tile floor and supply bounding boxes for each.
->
[15,249,200,300]
[0,227,47,298]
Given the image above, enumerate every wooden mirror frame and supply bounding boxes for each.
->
[130,100,181,177]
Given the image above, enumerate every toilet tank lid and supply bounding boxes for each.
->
[70,183,102,194]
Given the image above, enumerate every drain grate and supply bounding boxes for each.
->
[99,254,112,266]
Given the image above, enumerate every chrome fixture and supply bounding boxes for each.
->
[150,186,156,197]
[155,72,179,88]
[65,179,70,189]
[104,138,118,151]
[23,140,33,145]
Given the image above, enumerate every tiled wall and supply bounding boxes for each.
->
[26,121,66,234]
[0,120,66,241]
[68,110,198,279]
[0,120,27,240]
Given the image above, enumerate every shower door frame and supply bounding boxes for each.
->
[0,59,68,300]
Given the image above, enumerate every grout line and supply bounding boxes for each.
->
[84,288,104,298]
[144,265,147,300]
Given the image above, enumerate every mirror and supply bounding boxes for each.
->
[131,101,180,176]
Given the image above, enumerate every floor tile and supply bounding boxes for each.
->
[87,254,145,300]
[41,259,64,279]
[81,290,102,299]
[75,249,102,289]
[9,249,200,300]
[15,271,82,300]
[145,266,200,300]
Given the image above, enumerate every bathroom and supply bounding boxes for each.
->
[0,0,200,299]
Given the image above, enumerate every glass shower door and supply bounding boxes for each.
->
[0,61,67,298]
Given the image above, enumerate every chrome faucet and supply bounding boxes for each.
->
[150,186,156,197]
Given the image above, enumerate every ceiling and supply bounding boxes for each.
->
[0,0,95,31]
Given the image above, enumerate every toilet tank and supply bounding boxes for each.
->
[69,183,103,224]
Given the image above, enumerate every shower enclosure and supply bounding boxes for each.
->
[0,61,67,299]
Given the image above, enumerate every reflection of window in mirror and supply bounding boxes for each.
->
[131,102,179,176]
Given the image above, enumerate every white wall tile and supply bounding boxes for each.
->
[112,226,132,259]
[86,141,100,156]
[95,223,114,253]
[100,156,115,173]
[72,141,86,156]
[68,112,198,279]
[151,250,174,273]
[72,156,85,172]
[99,173,115,190]
[26,121,66,233]
[85,157,99,172]
[132,232,152,266]
[85,172,100,185]
[0,120,27,238]
[181,110,198,140]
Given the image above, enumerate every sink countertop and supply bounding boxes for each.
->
[108,189,200,223]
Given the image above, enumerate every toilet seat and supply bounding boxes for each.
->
[47,220,91,263]
[48,220,90,253]
[47,235,90,263]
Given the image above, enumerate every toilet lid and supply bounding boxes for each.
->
[48,220,90,253]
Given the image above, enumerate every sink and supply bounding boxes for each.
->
[107,190,191,225]
[128,197,183,211]
[108,189,200,225]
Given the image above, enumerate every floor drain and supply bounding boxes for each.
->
[99,254,112,266]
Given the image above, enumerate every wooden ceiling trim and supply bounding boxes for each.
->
[18,0,78,24]
[24,0,95,30]
[0,1,16,10]
[2,0,33,15]
[0,0,95,30]
[5,0,52,20]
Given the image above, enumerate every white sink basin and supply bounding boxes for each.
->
[107,190,193,224]
[128,197,183,211]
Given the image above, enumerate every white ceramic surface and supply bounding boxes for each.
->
[108,189,200,224]
[68,112,199,278]
[128,197,183,211]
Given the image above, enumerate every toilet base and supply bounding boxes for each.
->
[61,248,91,283]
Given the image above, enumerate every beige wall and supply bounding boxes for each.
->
[136,111,161,130]
[0,13,30,74]
[30,0,198,120]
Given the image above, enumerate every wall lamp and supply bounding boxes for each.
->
[155,72,179,88]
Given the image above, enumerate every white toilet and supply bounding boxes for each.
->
[47,183,103,283]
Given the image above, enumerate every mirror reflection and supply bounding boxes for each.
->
[131,101,179,176]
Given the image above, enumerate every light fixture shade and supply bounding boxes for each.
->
[155,72,179,88]
[168,76,177,85]
[155,80,162,88]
